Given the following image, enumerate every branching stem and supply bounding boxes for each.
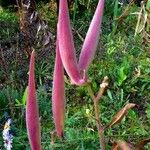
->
[87,76,108,150]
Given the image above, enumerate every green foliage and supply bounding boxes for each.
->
[146,0,150,9]
[146,103,150,120]
[15,87,27,107]
[0,1,150,149]
[0,9,18,39]
[35,61,54,85]
[0,86,21,110]
[37,1,56,30]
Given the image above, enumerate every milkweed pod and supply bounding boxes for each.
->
[52,42,65,137]
[58,0,85,85]
[79,0,104,71]
[26,50,42,150]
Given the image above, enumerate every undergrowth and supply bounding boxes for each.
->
[0,1,150,149]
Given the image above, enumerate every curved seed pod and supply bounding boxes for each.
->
[52,42,65,137]
[79,0,104,71]
[58,0,85,85]
[26,50,42,150]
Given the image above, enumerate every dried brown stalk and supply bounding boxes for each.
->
[87,76,109,150]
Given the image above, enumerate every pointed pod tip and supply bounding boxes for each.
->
[31,47,35,52]
[29,49,35,70]
[31,49,35,57]
[126,103,136,109]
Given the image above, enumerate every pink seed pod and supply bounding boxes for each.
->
[58,0,85,85]
[52,42,65,137]
[79,0,104,71]
[26,50,42,150]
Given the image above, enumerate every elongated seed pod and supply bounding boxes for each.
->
[58,0,85,85]
[52,42,65,137]
[79,0,104,71]
[26,50,42,150]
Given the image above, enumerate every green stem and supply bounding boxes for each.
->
[73,0,78,26]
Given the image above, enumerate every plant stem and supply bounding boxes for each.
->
[73,0,78,26]
[50,131,56,150]
[87,76,108,150]
[93,99,105,150]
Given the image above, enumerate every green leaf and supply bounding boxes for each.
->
[146,104,150,119]
[120,89,124,102]
[107,89,113,102]
[22,87,28,107]
[117,66,127,86]
[15,99,21,105]
[146,0,150,9]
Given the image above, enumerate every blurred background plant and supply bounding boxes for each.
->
[134,0,150,44]
[0,0,150,149]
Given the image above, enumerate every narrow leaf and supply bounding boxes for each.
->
[15,99,21,106]
[26,50,42,150]
[79,0,104,71]
[52,42,65,137]
[22,86,28,107]
[106,103,135,128]
[146,0,150,9]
